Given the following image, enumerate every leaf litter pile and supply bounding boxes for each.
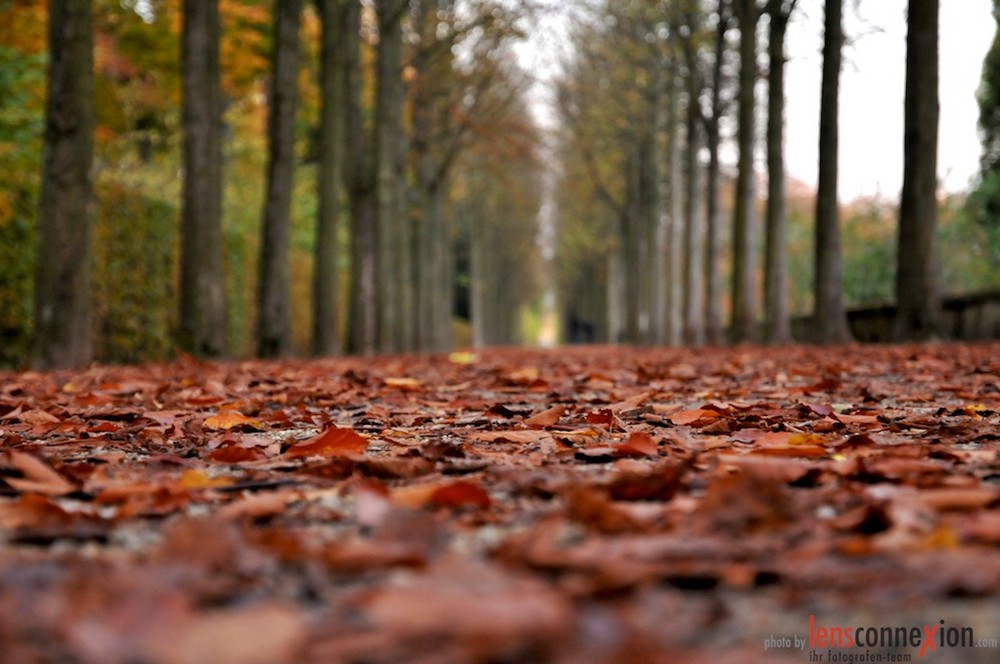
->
[1,343,999,663]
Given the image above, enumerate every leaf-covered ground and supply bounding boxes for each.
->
[1,343,999,663]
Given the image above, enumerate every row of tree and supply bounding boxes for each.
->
[555,0,946,346]
[24,0,542,369]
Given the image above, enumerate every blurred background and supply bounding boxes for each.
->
[1,0,998,369]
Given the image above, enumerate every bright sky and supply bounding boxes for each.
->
[516,0,997,203]
[785,0,995,200]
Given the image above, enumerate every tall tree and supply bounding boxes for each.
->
[179,0,226,358]
[678,6,706,346]
[763,0,796,343]
[257,0,303,358]
[667,41,684,346]
[812,0,852,343]
[894,0,940,340]
[730,0,760,342]
[703,0,731,345]
[970,1,1000,223]
[344,0,377,355]
[374,0,409,353]
[312,0,347,356]
[33,0,95,369]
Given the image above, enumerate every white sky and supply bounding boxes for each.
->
[516,0,997,202]
[785,0,994,200]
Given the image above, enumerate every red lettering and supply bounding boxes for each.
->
[920,624,939,657]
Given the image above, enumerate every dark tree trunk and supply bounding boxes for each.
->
[312,0,347,356]
[704,1,729,346]
[257,0,302,358]
[895,0,941,340]
[683,37,705,346]
[33,0,95,369]
[179,0,226,359]
[812,0,853,343]
[344,1,377,355]
[763,0,795,344]
[731,0,760,343]
[667,54,684,346]
[375,0,410,353]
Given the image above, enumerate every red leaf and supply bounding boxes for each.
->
[285,426,369,458]
[614,431,659,457]
[429,480,492,509]
[524,404,565,428]
[587,409,613,425]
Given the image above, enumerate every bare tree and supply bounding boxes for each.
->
[812,0,853,343]
[703,0,731,346]
[344,1,377,355]
[179,0,226,358]
[730,0,761,342]
[763,0,797,343]
[312,0,348,356]
[257,0,303,357]
[894,0,941,340]
[374,0,410,353]
[33,0,95,369]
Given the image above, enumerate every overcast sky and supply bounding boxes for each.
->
[785,0,995,200]
[515,0,997,202]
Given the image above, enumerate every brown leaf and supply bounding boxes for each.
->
[203,410,263,430]
[285,426,369,458]
[668,408,722,427]
[524,404,565,428]
[429,480,491,509]
[3,450,76,495]
[613,431,659,457]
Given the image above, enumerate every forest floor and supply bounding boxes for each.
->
[1,342,999,663]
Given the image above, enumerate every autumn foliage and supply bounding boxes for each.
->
[1,343,999,661]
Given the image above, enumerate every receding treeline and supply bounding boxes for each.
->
[1,0,999,369]
[556,0,999,348]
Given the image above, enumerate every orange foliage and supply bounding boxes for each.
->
[0,0,47,55]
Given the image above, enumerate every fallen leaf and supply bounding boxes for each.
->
[384,377,422,391]
[285,426,369,458]
[429,480,491,509]
[613,431,659,457]
[524,404,565,428]
[203,410,263,430]
[3,450,76,495]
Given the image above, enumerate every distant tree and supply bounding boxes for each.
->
[675,5,706,346]
[179,0,227,358]
[257,0,303,358]
[968,0,1000,267]
[763,0,797,344]
[730,0,761,342]
[312,0,347,356]
[33,0,95,369]
[374,0,409,353]
[344,0,378,356]
[812,0,852,343]
[703,0,732,346]
[894,0,940,340]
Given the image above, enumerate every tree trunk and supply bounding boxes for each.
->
[344,1,377,355]
[895,0,941,340]
[763,0,794,344]
[179,0,226,359]
[731,0,759,343]
[683,46,705,346]
[813,0,853,343]
[257,0,302,357]
[312,0,347,356]
[667,54,684,346]
[375,0,409,353]
[704,3,728,346]
[33,0,95,369]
